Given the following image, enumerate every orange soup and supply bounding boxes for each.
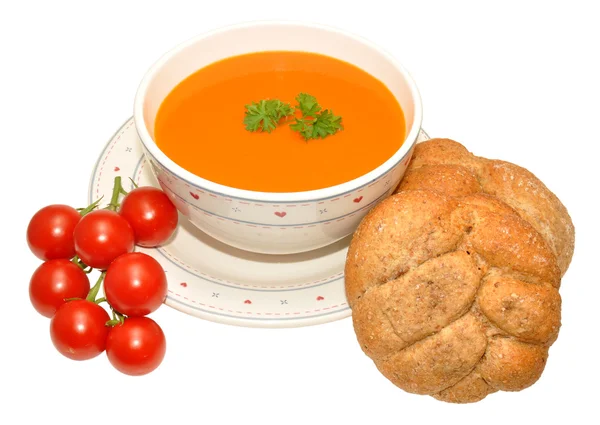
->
[154,51,406,192]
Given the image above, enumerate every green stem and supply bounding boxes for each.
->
[113,309,125,322]
[128,178,139,189]
[86,272,106,302]
[106,307,127,327]
[106,176,126,212]
[71,255,89,271]
[95,297,107,305]
[79,196,104,217]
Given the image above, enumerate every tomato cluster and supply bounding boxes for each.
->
[27,177,177,375]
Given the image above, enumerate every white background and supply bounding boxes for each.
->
[2,1,598,424]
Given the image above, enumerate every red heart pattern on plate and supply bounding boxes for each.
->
[353,196,363,203]
[180,282,187,287]
[244,300,252,304]
[316,296,324,301]
[274,211,287,218]
[114,166,120,172]
[190,192,199,200]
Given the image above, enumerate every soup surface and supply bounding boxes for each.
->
[154,51,406,192]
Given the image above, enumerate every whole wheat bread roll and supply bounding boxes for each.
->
[345,139,574,403]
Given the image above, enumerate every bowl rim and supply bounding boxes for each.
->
[133,20,423,203]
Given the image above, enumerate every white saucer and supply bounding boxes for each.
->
[89,118,429,327]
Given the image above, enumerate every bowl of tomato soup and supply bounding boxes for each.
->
[134,22,422,254]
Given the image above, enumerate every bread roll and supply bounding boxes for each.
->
[345,139,574,403]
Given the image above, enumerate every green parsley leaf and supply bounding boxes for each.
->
[312,109,343,139]
[295,93,321,117]
[289,117,316,141]
[290,109,343,141]
[292,94,342,140]
[244,99,294,133]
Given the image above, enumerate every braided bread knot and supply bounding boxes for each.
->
[345,139,574,403]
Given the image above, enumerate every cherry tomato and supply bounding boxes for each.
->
[73,210,135,269]
[106,317,166,376]
[104,252,167,316]
[50,299,110,361]
[27,205,81,261]
[119,187,178,247]
[29,259,90,318]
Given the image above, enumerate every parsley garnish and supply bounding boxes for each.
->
[243,99,294,133]
[295,93,322,117]
[244,93,343,141]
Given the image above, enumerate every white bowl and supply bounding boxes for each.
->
[134,21,422,254]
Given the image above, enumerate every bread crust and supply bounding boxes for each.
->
[395,138,575,275]
[345,139,574,403]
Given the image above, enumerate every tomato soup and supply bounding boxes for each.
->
[154,51,406,192]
